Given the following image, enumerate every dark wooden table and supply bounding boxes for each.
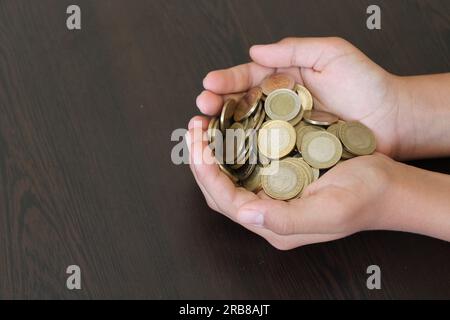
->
[0,0,449,300]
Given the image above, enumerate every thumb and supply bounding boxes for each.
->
[250,37,353,71]
[237,198,318,235]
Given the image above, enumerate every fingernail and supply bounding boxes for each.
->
[238,210,264,227]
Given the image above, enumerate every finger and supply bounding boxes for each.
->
[203,62,274,94]
[196,91,245,116]
[187,118,220,210]
[237,187,357,235]
[188,115,210,130]
[189,128,258,220]
[265,232,349,251]
[274,67,304,85]
[250,37,352,71]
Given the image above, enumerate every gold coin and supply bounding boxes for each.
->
[339,121,376,156]
[326,121,356,160]
[255,106,266,131]
[301,131,343,169]
[265,89,301,121]
[245,103,263,134]
[312,167,320,181]
[258,151,271,166]
[294,120,308,131]
[258,120,297,160]
[220,99,237,132]
[224,122,246,163]
[261,73,295,96]
[234,87,263,121]
[240,117,250,131]
[286,158,314,186]
[242,165,263,193]
[236,162,257,182]
[341,148,356,160]
[295,125,325,151]
[231,135,254,169]
[209,119,221,153]
[262,160,304,200]
[294,84,313,111]
[326,120,346,137]
[288,108,304,127]
[303,110,339,126]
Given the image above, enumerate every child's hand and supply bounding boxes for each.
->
[187,117,399,250]
[190,37,450,248]
[197,37,402,157]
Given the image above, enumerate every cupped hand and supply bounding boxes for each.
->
[197,37,401,158]
[187,116,397,250]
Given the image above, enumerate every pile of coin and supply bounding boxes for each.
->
[207,73,377,201]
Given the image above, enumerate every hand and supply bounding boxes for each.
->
[187,116,397,250]
[196,37,402,158]
[190,37,450,248]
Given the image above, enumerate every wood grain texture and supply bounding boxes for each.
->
[0,0,449,299]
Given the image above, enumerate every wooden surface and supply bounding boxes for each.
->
[0,0,449,299]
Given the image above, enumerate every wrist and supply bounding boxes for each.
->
[372,161,450,241]
[386,75,418,160]
[364,157,405,231]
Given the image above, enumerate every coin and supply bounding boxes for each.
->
[341,148,356,160]
[262,160,304,200]
[288,108,304,127]
[209,118,221,152]
[261,74,295,96]
[220,99,237,132]
[287,158,314,185]
[339,122,376,156]
[258,151,271,166]
[254,107,266,131]
[265,89,301,121]
[294,120,308,132]
[301,131,343,169]
[295,125,325,151]
[240,118,250,131]
[303,110,339,126]
[224,122,246,163]
[245,103,263,134]
[242,165,263,193]
[283,158,311,196]
[258,120,297,160]
[295,84,313,111]
[326,120,346,137]
[236,162,257,182]
[200,73,378,202]
[234,87,263,122]
[312,168,320,181]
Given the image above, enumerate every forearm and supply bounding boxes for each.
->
[377,162,450,242]
[393,73,450,160]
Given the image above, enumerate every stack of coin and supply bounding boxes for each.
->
[207,73,377,200]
